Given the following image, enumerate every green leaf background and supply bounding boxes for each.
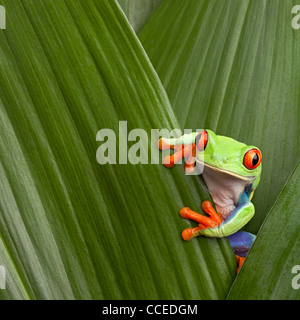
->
[0,0,299,300]
[118,0,162,32]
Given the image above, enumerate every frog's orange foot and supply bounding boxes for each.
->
[179,203,223,241]
[158,138,175,151]
[158,138,196,171]
[236,255,245,274]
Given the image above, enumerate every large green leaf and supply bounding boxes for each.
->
[139,0,300,234]
[0,0,235,299]
[227,161,300,300]
[118,0,162,32]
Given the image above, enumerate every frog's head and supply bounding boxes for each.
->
[195,130,262,188]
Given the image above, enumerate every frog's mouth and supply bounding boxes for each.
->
[195,160,255,182]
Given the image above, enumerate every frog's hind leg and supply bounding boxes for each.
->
[227,231,256,257]
[227,231,256,273]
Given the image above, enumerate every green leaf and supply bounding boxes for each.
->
[139,0,300,233]
[0,0,235,299]
[118,0,162,32]
[227,161,300,300]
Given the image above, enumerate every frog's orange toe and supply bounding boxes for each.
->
[201,201,223,225]
[158,138,172,150]
[181,227,203,241]
[162,147,186,168]
[236,255,246,274]
[201,200,214,212]
[179,207,191,219]
[184,156,196,173]
[162,156,175,168]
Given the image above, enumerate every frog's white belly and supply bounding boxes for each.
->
[201,166,249,220]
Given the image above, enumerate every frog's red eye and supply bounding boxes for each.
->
[195,130,208,151]
[243,149,262,170]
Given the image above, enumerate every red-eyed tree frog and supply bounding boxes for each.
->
[158,130,262,273]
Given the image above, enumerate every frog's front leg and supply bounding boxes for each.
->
[179,201,223,240]
[158,131,207,172]
[180,201,255,239]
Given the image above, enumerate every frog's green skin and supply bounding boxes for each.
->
[159,130,262,265]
